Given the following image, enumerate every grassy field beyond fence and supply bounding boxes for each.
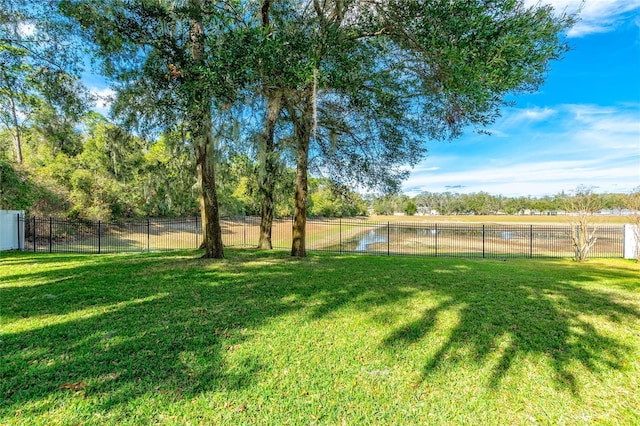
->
[1,250,639,424]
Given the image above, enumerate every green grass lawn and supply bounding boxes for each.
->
[1,250,639,425]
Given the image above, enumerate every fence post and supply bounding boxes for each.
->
[147,217,151,252]
[195,215,199,249]
[98,220,101,254]
[530,225,533,258]
[16,213,20,250]
[435,224,438,257]
[49,217,52,253]
[387,222,390,256]
[339,218,342,254]
[243,215,247,248]
[33,216,36,252]
[482,224,485,258]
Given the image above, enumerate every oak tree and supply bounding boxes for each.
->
[61,0,253,258]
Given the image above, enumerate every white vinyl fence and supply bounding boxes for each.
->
[0,210,24,251]
[624,224,639,260]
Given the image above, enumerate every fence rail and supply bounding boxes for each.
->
[15,215,626,259]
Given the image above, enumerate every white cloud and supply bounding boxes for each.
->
[525,0,640,37]
[17,23,36,37]
[563,104,640,148]
[403,157,639,197]
[404,103,640,197]
[522,107,557,121]
[414,166,440,172]
[89,87,115,116]
[500,107,557,128]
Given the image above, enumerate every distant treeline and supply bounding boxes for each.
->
[370,191,639,216]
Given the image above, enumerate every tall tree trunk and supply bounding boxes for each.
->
[291,96,312,258]
[196,130,224,258]
[257,91,283,249]
[190,0,223,259]
[8,94,23,164]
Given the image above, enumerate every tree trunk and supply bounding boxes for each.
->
[190,0,223,259]
[258,189,274,249]
[8,94,23,164]
[571,219,597,262]
[257,91,283,249]
[196,136,224,258]
[291,135,309,257]
[291,97,312,258]
[257,1,279,250]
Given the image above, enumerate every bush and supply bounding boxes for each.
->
[0,159,36,210]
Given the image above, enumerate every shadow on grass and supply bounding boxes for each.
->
[380,258,640,394]
[1,250,639,419]
[1,251,295,418]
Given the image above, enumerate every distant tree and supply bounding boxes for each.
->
[460,192,497,215]
[404,200,418,216]
[504,196,532,215]
[307,178,367,218]
[563,186,602,262]
[372,196,396,216]
[308,180,335,218]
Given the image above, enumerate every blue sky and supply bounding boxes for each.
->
[402,0,640,197]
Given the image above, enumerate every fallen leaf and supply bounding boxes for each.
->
[59,381,85,391]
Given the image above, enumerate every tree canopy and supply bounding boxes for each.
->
[1,0,90,164]
[1,0,580,258]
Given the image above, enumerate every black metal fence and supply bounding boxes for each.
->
[16,215,625,258]
[21,216,200,254]
[222,216,624,258]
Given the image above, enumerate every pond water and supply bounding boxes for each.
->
[355,230,387,251]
